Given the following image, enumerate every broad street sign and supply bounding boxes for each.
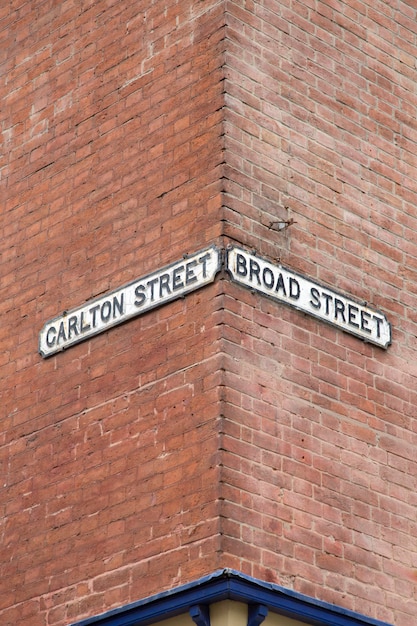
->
[226,245,391,349]
[39,245,221,358]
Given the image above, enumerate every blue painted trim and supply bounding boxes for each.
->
[248,603,268,626]
[71,569,393,626]
[189,604,210,626]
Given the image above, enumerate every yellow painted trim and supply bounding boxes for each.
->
[211,600,247,626]
[154,612,195,626]
[264,608,310,626]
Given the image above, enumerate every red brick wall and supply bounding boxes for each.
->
[221,1,417,625]
[2,0,417,625]
[1,1,225,624]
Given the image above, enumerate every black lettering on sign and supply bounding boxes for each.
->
[275,273,286,296]
[199,252,211,278]
[89,304,100,328]
[289,277,300,300]
[68,316,79,339]
[236,253,247,277]
[113,293,124,317]
[134,284,146,307]
[147,277,158,301]
[57,321,67,345]
[360,310,371,334]
[348,304,359,328]
[322,292,332,315]
[249,259,261,285]
[172,266,184,290]
[310,287,321,309]
[373,315,383,338]
[185,260,198,285]
[80,311,91,333]
[100,300,112,323]
[262,267,275,289]
[159,273,171,298]
[334,298,346,322]
[46,326,57,347]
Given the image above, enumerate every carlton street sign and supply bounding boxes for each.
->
[39,245,221,358]
[226,245,391,349]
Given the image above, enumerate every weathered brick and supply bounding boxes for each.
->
[2,2,417,626]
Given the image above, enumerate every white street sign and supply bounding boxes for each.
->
[226,246,391,349]
[39,245,221,358]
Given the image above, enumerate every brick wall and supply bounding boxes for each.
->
[221,1,417,625]
[1,1,225,623]
[2,1,417,625]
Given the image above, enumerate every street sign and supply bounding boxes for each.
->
[39,245,222,358]
[226,245,391,349]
